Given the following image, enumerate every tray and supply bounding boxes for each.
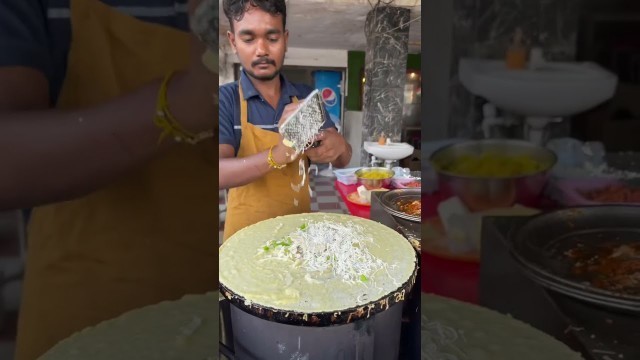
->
[548,177,640,206]
[379,189,421,223]
[509,206,640,314]
[422,217,481,262]
[481,216,640,360]
[346,191,370,206]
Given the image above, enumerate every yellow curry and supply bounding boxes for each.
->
[358,170,392,180]
[438,152,544,177]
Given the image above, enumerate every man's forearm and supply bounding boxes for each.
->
[0,72,213,211]
[219,150,273,189]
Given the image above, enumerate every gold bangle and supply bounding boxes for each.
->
[153,72,214,145]
[267,146,286,169]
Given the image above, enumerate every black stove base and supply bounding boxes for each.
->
[220,296,419,360]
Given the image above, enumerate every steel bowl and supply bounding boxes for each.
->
[355,167,394,190]
[429,139,557,212]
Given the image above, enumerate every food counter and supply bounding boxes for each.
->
[421,190,559,303]
[422,142,640,360]
[334,170,421,220]
[423,149,640,305]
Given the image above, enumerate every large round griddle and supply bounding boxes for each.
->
[509,205,640,314]
[422,293,583,360]
[220,213,419,327]
[220,250,418,327]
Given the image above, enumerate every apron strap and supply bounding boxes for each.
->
[239,83,249,127]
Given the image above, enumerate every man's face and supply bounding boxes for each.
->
[227,6,287,81]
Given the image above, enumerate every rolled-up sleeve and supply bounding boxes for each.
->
[0,0,51,77]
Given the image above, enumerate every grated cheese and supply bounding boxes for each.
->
[290,159,307,194]
[260,220,389,284]
[299,158,306,180]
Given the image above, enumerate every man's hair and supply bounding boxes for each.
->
[223,0,287,32]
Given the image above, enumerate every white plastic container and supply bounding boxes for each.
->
[333,167,361,185]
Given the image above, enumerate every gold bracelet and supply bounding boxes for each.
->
[267,146,286,169]
[154,72,214,145]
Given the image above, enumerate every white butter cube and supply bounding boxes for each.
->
[437,197,469,233]
[438,197,475,253]
[357,185,371,203]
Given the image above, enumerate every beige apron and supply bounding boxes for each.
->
[15,1,217,358]
[222,83,311,241]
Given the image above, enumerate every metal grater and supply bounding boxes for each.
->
[279,90,326,153]
[190,0,218,51]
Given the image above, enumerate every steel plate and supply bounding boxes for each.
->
[510,206,640,314]
[379,189,421,223]
[512,254,640,314]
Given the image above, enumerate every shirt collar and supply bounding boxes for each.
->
[239,69,301,101]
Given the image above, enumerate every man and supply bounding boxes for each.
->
[219,0,352,240]
[0,1,217,359]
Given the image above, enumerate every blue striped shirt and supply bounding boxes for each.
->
[0,0,190,106]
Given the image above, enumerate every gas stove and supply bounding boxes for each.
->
[480,216,640,360]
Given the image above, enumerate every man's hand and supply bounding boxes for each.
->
[219,103,303,189]
[271,102,302,165]
[166,0,218,136]
[0,0,221,210]
[304,128,349,165]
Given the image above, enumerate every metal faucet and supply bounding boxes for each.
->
[529,47,546,70]
[481,103,518,139]
[370,155,380,167]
